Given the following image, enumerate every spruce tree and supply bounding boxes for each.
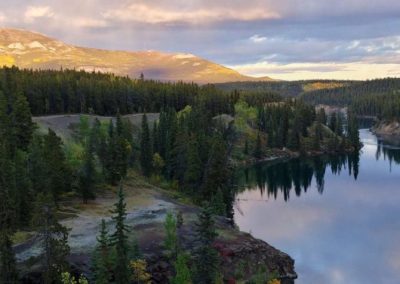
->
[14,150,33,227]
[0,92,13,154]
[110,183,130,284]
[115,113,131,178]
[210,188,226,216]
[105,120,119,184]
[201,134,230,201]
[347,111,361,149]
[79,141,96,203]
[0,231,19,284]
[193,205,219,284]
[164,212,178,260]
[43,129,71,202]
[312,123,322,151]
[316,108,327,125]
[335,113,343,136]
[329,113,337,133]
[31,193,70,284]
[12,94,34,150]
[93,219,111,284]
[253,132,263,158]
[171,253,192,284]
[184,137,202,191]
[140,114,152,177]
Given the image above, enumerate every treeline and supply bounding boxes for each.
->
[351,92,400,120]
[301,78,400,106]
[215,80,352,97]
[0,66,233,116]
[246,101,361,156]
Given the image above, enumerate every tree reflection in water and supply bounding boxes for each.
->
[237,152,361,201]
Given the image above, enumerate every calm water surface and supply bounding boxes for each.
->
[234,129,400,284]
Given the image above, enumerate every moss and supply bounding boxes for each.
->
[12,231,35,244]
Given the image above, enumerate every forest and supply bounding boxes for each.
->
[215,80,353,97]
[301,78,400,105]
[0,67,360,283]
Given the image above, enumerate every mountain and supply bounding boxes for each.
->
[0,28,274,84]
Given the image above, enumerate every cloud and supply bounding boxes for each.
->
[24,6,54,23]
[0,12,6,23]
[73,18,108,29]
[102,3,280,24]
[0,0,399,80]
[229,61,400,80]
[249,34,267,43]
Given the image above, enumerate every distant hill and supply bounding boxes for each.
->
[0,28,274,84]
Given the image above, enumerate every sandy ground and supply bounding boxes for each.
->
[33,113,160,139]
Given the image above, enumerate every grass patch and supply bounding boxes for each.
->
[12,231,35,244]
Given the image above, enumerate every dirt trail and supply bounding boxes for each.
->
[33,113,159,139]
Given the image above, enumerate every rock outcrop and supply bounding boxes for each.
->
[372,120,400,146]
[14,175,296,283]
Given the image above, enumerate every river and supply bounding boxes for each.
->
[234,128,400,284]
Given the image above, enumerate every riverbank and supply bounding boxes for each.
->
[371,120,400,146]
[14,171,297,283]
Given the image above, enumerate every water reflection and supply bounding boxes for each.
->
[376,140,400,165]
[234,129,400,284]
[237,153,360,201]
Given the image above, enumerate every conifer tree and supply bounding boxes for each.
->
[0,92,13,154]
[0,231,19,284]
[164,212,178,259]
[0,142,18,284]
[184,137,202,191]
[253,132,263,158]
[316,108,327,125]
[347,111,361,149]
[152,121,159,154]
[14,150,33,227]
[31,193,70,284]
[43,129,71,202]
[335,112,343,136]
[329,113,337,133]
[140,114,152,177]
[210,188,226,216]
[115,113,131,178]
[287,130,300,151]
[312,123,322,151]
[110,183,130,284]
[93,219,111,284]
[12,94,34,150]
[202,135,230,201]
[79,141,96,203]
[171,253,192,284]
[193,205,219,284]
[104,120,119,184]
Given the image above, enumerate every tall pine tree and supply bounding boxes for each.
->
[110,183,131,284]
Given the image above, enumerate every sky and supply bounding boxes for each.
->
[1,0,400,80]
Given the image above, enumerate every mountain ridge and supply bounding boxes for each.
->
[0,28,274,84]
